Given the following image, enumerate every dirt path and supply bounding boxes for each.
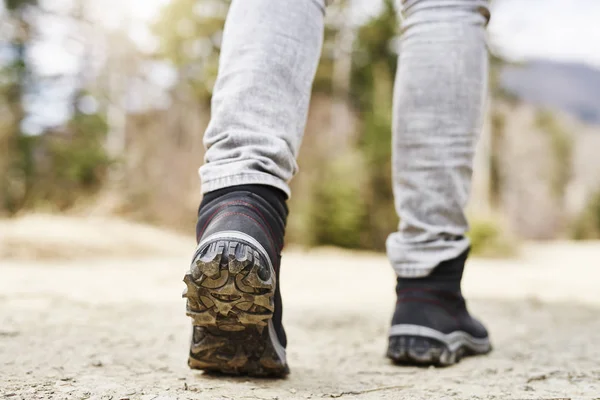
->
[1,216,599,399]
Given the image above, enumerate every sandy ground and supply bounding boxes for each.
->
[1,215,600,400]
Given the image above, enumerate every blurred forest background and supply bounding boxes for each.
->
[2,0,600,255]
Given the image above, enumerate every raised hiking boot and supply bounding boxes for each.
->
[182,185,289,377]
[387,249,492,366]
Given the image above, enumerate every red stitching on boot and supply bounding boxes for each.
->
[198,201,244,240]
[236,201,282,251]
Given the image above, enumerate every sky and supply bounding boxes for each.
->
[7,0,600,133]
[488,0,600,68]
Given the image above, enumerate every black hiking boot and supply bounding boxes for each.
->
[387,249,492,366]
[183,185,289,377]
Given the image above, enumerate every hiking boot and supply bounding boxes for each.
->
[183,185,289,377]
[387,249,492,366]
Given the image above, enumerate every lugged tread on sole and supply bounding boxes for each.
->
[183,239,287,377]
[386,335,491,367]
[188,326,288,377]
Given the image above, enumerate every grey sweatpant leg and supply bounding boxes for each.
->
[199,0,490,277]
[386,0,490,277]
[200,0,326,197]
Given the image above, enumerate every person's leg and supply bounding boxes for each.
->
[199,0,327,198]
[183,0,326,378]
[387,0,490,275]
[387,0,492,365]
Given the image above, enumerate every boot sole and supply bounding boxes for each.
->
[387,324,492,366]
[183,231,288,377]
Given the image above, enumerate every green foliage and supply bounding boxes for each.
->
[535,110,573,199]
[350,0,398,249]
[51,113,111,188]
[4,0,37,11]
[1,135,32,213]
[309,152,368,249]
[152,0,229,104]
[286,0,400,250]
[571,189,600,240]
[468,218,518,258]
[489,110,505,206]
[0,99,111,212]
[0,0,32,214]
[14,111,112,211]
[0,0,113,214]
[351,0,397,110]
[312,25,340,94]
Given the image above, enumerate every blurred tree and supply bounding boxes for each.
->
[350,0,398,249]
[49,0,112,209]
[0,0,37,214]
[572,188,600,240]
[489,109,505,207]
[301,0,370,249]
[535,110,573,201]
[313,0,351,95]
[152,0,230,105]
[487,54,518,210]
[309,151,368,248]
[40,108,110,209]
[0,0,113,212]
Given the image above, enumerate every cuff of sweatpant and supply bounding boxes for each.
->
[199,170,291,199]
[386,235,471,278]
